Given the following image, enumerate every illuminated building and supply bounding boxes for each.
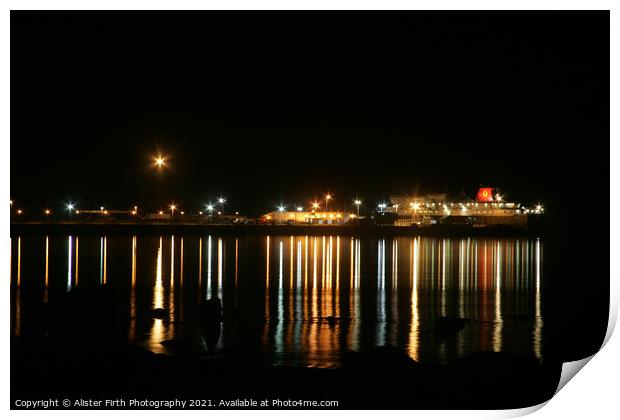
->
[260,210,355,225]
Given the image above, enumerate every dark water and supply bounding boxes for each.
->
[10,234,544,367]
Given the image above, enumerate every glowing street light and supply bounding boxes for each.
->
[16,209,23,215]
[66,203,75,218]
[354,199,362,216]
[154,156,166,168]
[44,209,51,216]
[312,202,320,211]
[496,193,503,202]
[170,204,177,222]
[325,194,332,211]
[218,197,226,215]
[278,205,286,213]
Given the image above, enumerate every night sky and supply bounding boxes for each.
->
[11,11,609,218]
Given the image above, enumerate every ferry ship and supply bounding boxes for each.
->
[385,187,543,228]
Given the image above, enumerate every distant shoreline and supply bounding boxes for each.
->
[10,221,542,238]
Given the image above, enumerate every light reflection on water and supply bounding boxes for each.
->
[10,235,545,367]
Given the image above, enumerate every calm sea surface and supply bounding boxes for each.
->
[10,234,543,367]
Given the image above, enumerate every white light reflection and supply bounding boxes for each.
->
[180,237,184,286]
[376,239,386,346]
[75,237,79,286]
[217,238,223,300]
[275,240,284,356]
[441,239,446,317]
[150,237,164,349]
[198,238,203,302]
[459,239,465,319]
[295,239,303,351]
[350,238,361,351]
[264,236,271,324]
[207,236,212,299]
[99,237,107,285]
[534,239,543,361]
[390,239,399,344]
[67,236,73,290]
[290,236,294,291]
[170,235,175,286]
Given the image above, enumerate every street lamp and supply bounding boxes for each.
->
[66,203,75,219]
[354,199,362,216]
[325,194,332,211]
[154,156,166,168]
[312,202,320,211]
[218,197,226,215]
[278,205,285,213]
[170,204,176,222]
